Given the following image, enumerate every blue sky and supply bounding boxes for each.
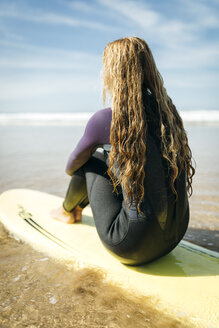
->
[0,0,218,113]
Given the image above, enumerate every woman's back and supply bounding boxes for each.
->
[142,93,189,243]
[61,36,194,265]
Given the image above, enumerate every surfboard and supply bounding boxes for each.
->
[0,188,218,328]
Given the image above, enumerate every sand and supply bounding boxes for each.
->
[0,223,198,328]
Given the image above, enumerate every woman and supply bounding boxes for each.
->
[51,37,195,265]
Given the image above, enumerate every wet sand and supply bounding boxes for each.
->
[0,224,196,328]
[183,193,219,251]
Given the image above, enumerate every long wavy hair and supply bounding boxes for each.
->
[102,37,195,214]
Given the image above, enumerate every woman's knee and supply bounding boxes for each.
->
[84,151,108,176]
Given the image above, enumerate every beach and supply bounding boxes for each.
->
[0,120,219,327]
[0,122,218,251]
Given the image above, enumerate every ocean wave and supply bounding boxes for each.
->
[0,112,93,126]
[180,110,219,125]
[0,110,219,126]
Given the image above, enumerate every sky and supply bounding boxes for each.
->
[0,0,218,113]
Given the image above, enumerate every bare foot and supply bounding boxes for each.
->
[73,205,83,223]
[50,206,75,224]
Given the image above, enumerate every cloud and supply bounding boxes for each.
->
[98,0,219,47]
[64,1,97,13]
[0,41,101,71]
[0,39,100,59]
[0,40,102,105]
[98,0,219,74]
[0,73,100,100]
[157,43,219,70]
[181,0,219,29]
[0,56,94,70]
[165,71,219,89]
[100,0,159,28]
[98,0,196,46]
[0,2,113,31]
[63,0,124,22]
[0,24,24,41]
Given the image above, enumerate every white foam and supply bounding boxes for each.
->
[0,112,93,126]
[180,110,219,125]
[0,110,219,126]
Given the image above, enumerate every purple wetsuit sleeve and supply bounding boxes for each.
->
[65,108,112,176]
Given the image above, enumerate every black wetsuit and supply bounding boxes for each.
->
[63,106,189,265]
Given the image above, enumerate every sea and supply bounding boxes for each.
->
[0,110,219,251]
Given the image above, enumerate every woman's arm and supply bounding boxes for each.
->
[65,108,111,176]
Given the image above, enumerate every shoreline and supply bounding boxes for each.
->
[0,111,219,127]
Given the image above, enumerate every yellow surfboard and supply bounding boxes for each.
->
[0,188,218,328]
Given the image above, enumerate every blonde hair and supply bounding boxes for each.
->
[102,37,195,214]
